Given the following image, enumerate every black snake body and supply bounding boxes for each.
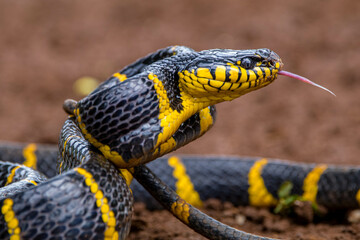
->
[0,46,356,240]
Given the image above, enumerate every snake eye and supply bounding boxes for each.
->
[259,60,270,67]
[240,58,255,69]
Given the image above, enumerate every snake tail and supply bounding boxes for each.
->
[63,99,78,115]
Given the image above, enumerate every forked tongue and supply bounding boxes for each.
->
[278,70,336,96]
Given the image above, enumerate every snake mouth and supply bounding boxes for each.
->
[178,67,281,102]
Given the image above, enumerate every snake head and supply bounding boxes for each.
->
[178,48,283,101]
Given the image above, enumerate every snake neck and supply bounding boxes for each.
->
[143,51,210,113]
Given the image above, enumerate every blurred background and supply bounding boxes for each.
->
[0,0,359,165]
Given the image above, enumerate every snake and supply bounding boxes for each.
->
[0,45,353,240]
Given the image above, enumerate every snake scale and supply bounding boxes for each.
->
[0,46,357,240]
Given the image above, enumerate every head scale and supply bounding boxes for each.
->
[178,48,283,101]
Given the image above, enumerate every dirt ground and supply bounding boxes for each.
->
[0,0,360,239]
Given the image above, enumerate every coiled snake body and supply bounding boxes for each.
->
[0,46,356,240]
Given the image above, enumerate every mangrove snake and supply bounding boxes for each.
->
[0,46,351,240]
